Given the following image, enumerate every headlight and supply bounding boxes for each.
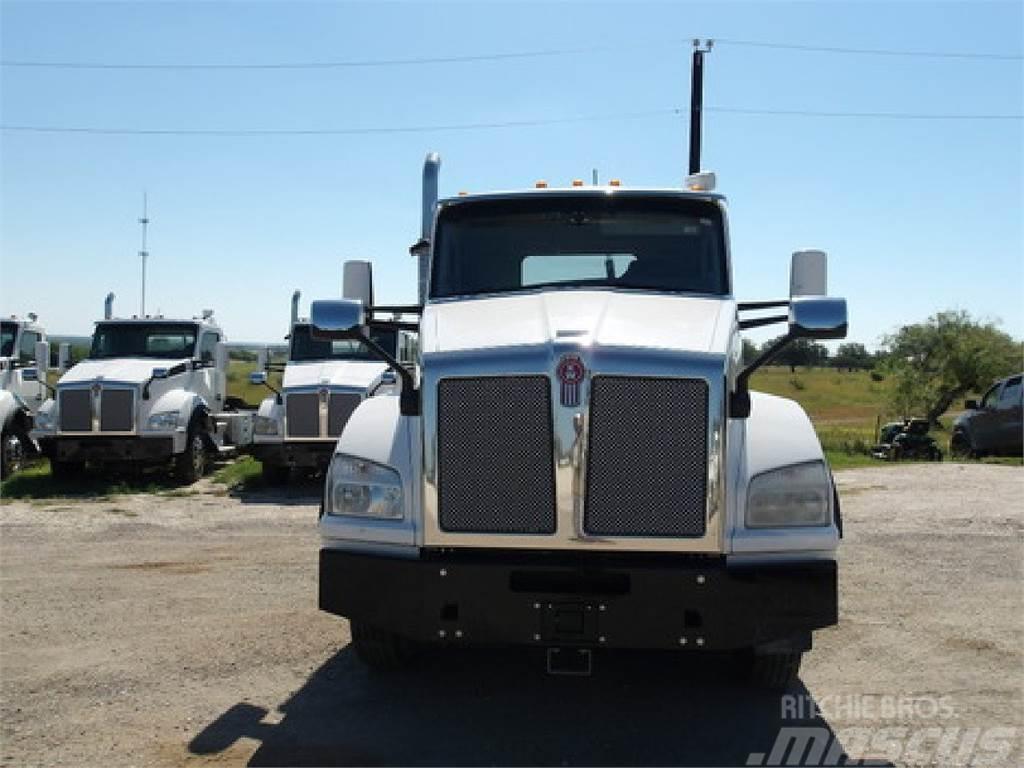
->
[327,455,403,520]
[33,410,54,431]
[145,410,181,431]
[253,415,279,435]
[746,460,831,528]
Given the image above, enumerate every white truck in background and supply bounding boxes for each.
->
[1,314,68,478]
[306,149,848,686]
[32,294,254,482]
[249,261,416,484]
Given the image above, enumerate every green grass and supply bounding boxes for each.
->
[211,455,264,491]
[1,459,182,501]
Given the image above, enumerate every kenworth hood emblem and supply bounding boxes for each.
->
[556,354,585,407]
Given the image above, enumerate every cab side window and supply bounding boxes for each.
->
[18,331,40,365]
[997,377,1022,410]
[198,333,220,365]
[980,384,1001,409]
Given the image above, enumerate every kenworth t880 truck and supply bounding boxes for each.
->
[32,295,254,482]
[249,262,414,484]
[307,153,848,687]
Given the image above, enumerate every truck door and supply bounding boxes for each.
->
[197,332,224,409]
[971,382,1003,453]
[994,376,1023,454]
[15,329,45,407]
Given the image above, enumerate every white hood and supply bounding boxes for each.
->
[58,358,187,387]
[421,290,735,357]
[282,360,389,391]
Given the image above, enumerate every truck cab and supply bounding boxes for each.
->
[309,157,848,687]
[1,314,51,477]
[250,284,409,483]
[32,296,253,482]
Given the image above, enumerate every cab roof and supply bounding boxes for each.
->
[438,186,726,207]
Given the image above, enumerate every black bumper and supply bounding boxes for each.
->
[41,436,174,463]
[251,442,334,469]
[320,549,837,651]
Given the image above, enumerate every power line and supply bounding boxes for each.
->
[1,106,1020,137]
[0,38,1019,70]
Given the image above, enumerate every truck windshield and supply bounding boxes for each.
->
[89,323,198,359]
[0,322,16,357]
[290,325,397,362]
[431,195,728,299]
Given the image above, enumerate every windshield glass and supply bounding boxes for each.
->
[0,322,16,357]
[290,325,397,362]
[89,323,198,359]
[431,195,728,299]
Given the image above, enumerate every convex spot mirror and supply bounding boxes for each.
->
[310,299,365,340]
[214,341,229,372]
[249,371,268,386]
[151,367,169,379]
[35,341,51,372]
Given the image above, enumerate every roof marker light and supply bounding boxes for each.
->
[458,191,468,196]
[571,179,584,187]
[685,171,716,192]
[535,180,549,188]
[608,179,621,187]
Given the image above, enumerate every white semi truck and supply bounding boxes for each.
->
[306,148,849,686]
[1,314,64,478]
[249,263,415,484]
[32,294,254,482]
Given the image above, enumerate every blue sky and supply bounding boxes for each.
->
[1,1,1021,348]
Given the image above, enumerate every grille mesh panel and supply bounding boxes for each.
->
[59,390,92,432]
[584,376,708,537]
[100,389,134,432]
[286,393,320,438]
[328,393,361,437]
[437,376,556,534]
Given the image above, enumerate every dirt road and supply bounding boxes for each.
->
[1,464,1021,767]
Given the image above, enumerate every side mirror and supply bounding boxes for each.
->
[256,347,269,372]
[790,249,828,297]
[310,299,365,340]
[21,368,39,382]
[58,343,71,372]
[249,371,268,386]
[214,340,229,371]
[965,399,979,410]
[151,367,169,380]
[789,297,848,340]
[35,341,51,371]
[343,260,374,307]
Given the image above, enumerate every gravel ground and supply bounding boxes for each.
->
[1,464,1021,767]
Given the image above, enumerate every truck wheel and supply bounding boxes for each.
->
[1,429,24,480]
[175,429,208,483]
[349,622,414,669]
[261,462,290,485]
[749,652,803,691]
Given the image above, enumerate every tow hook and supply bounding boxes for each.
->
[546,647,592,676]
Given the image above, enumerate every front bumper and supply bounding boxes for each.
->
[251,441,335,469]
[320,549,837,651]
[39,436,175,463]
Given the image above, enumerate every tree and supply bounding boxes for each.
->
[741,338,759,366]
[764,336,829,372]
[882,310,1022,426]
[832,342,872,371]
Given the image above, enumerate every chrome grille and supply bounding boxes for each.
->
[285,393,320,438]
[59,390,91,432]
[328,393,361,437]
[584,376,708,537]
[100,389,134,432]
[437,376,556,534]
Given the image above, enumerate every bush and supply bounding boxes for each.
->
[870,371,885,382]
[789,377,806,391]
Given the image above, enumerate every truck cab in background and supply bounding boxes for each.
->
[308,155,848,687]
[1,314,63,478]
[31,295,254,482]
[249,262,415,484]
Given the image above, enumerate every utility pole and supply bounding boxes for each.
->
[138,193,150,316]
[689,39,713,175]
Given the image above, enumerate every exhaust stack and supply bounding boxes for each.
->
[104,292,115,320]
[413,153,441,305]
[291,290,301,327]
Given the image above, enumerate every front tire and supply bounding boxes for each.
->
[950,432,976,460]
[1,429,24,480]
[749,652,803,691]
[349,622,414,670]
[175,430,208,483]
[261,461,291,485]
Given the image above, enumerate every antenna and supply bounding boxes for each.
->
[138,192,150,316]
[689,39,714,175]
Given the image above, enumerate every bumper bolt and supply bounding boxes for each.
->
[533,602,541,609]
[455,630,463,639]
[679,637,688,646]
[599,604,607,612]
[533,633,541,641]
[599,636,606,643]
[696,575,706,585]
[439,568,447,577]
[438,629,447,639]
[696,637,705,647]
